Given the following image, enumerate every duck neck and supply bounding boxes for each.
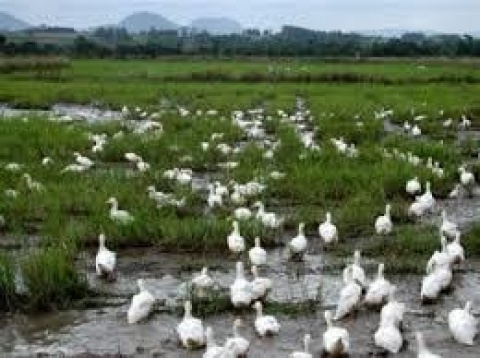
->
[99,235,106,249]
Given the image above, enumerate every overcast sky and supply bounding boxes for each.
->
[1,0,479,32]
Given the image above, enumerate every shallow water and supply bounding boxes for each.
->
[1,247,479,357]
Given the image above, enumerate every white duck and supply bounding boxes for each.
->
[446,232,465,265]
[374,323,403,354]
[380,286,405,328]
[127,279,155,324]
[323,310,350,356]
[418,182,435,212]
[342,250,366,288]
[375,204,393,235]
[192,267,215,298]
[440,210,459,239]
[406,177,421,195]
[289,334,313,358]
[73,152,94,168]
[23,173,44,191]
[95,233,116,280]
[177,300,206,349]
[448,301,477,346]
[230,262,253,308]
[203,327,226,358]
[335,266,362,320]
[250,265,272,301]
[254,301,280,336]
[416,332,442,358]
[224,319,250,357]
[107,197,134,224]
[207,183,223,208]
[459,166,475,189]
[411,124,422,137]
[426,235,453,274]
[253,201,283,229]
[227,221,245,254]
[319,212,338,244]
[234,207,252,221]
[364,263,392,307]
[288,222,308,260]
[249,237,267,266]
[448,183,462,199]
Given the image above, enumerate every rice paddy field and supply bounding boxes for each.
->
[0,58,479,356]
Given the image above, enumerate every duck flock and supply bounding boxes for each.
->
[1,101,478,357]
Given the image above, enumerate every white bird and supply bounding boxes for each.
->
[95,233,116,280]
[230,261,253,308]
[41,157,53,166]
[62,163,89,173]
[364,263,392,307]
[380,286,405,328]
[342,250,366,288]
[192,267,215,298]
[127,279,155,324]
[449,183,462,199]
[416,332,442,358]
[459,166,476,192]
[375,204,393,235]
[411,124,422,137]
[177,300,205,350]
[253,201,283,229]
[440,210,459,239]
[409,199,428,218]
[289,222,308,260]
[107,197,134,224]
[250,265,272,301]
[426,235,454,274]
[73,152,94,168]
[234,207,252,221]
[207,183,223,208]
[448,301,477,346]
[335,266,362,320]
[253,301,280,337]
[249,237,267,266]
[374,323,403,354]
[446,232,465,265]
[4,189,18,198]
[224,319,250,357]
[421,261,452,303]
[23,173,43,191]
[203,327,226,358]
[319,212,338,244]
[417,182,435,212]
[227,221,245,254]
[5,162,22,171]
[136,160,150,172]
[289,334,313,358]
[124,152,141,163]
[323,310,350,356]
[406,177,421,195]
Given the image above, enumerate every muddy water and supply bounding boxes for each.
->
[1,247,479,357]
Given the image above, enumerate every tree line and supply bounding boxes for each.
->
[1,25,480,58]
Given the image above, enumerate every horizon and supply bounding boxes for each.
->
[1,0,479,33]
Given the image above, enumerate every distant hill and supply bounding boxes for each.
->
[119,12,178,33]
[190,17,242,35]
[0,12,30,31]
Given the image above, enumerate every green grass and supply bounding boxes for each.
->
[0,253,16,311]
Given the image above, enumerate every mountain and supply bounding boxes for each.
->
[190,17,242,35]
[0,12,30,31]
[119,12,178,33]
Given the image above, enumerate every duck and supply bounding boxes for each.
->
[177,300,206,350]
[319,212,338,244]
[342,250,366,288]
[107,197,134,224]
[322,310,350,356]
[127,279,155,324]
[207,183,223,208]
[448,301,477,345]
[249,237,267,266]
[375,204,393,235]
[253,301,280,336]
[446,232,465,265]
[409,199,427,218]
[406,177,421,195]
[73,152,94,168]
[192,267,215,298]
[95,233,116,281]
[227,221,245,254]
[41,157,53,166]
[224,319,250,357]
[234,207,252,221]
[364,263,392,307]
[230,262,253,308]
[250,265,272,301]
[440,210,459,239]
[415,332,442,358]
[203,327,226,358]
[448,183,462,199]
[125,152,142,163]
[459,166,475,189]
[289,334,313,358]
[23,173,44,191]
[335,266,362,320]
[374,323,403,354]
[380,286,405,328]
[411,124,422,137]
[62,163,89,173]
[426,235,454,274]
[253,201,283,229]
[136,160,150,172]
[288,222,308,260]
[421,259,452,303]
[418,182,435,213]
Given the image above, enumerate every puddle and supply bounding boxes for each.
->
[1,248,479,356]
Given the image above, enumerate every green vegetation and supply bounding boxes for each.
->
[0,253,15,310]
